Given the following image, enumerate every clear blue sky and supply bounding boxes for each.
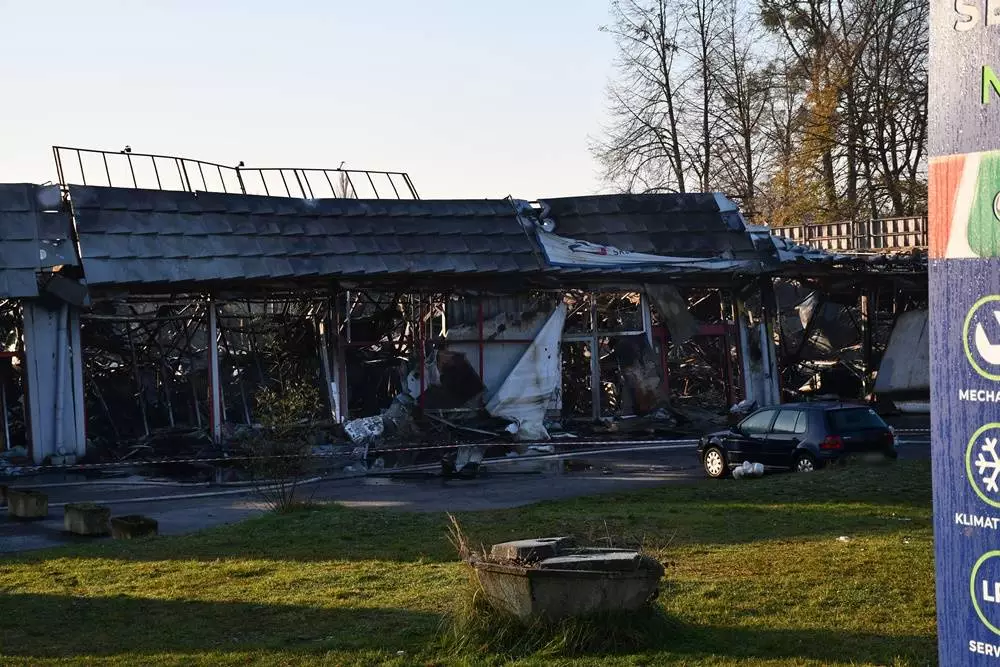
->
[0,0,616,199]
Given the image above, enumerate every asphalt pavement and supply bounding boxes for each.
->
[0,433,930,554]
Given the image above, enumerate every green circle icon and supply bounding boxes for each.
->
[965,422,1000,507]
[971,551,1000,636]
[966,424,1000,508]
[964,295,1000,382]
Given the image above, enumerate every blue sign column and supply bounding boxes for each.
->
[930,3,1000,664]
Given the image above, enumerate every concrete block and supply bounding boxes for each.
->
[111,515,159,539]
[537,551,643,571]
[489,537,575,563]
[7,489,48,520]
[475,555,664,621]
[64,503,111,536]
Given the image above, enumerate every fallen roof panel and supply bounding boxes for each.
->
[539,193,763,260]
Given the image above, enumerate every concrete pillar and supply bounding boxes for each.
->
[22,300,85,464]
[735,281,780,408]
[735,298,757,404]
[759,278,781,406]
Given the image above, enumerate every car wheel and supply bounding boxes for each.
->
[703,446,728,479]
[794,452,818,473]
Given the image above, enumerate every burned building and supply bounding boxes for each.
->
[0,147,928,467]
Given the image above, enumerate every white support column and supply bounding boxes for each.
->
[207,298,222,444]
[735,298,757,406]
[69,307,86,456]
[759,279,781,407]
[22,300,85,464]
[318,317,341,423]
[21,304,47,464]
[759,320,780,406]
[53,303,68,458]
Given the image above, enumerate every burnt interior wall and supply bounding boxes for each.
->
[82,301,212,446]
[80,298,336,457]
[658,288,735,414]
[72,283,771,457]
[774,279,928,402]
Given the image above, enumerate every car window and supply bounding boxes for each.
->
[829,408,887,431]
[772,410,801,434]
[793,411,808,434]
[741,409,777,435]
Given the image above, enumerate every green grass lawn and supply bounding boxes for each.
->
[0,460,936,666]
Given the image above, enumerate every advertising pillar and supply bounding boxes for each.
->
[930,2,1000,663]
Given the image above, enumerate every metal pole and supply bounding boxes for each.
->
[322,170,336,198]
[861,287,874,400]
[418,295,426,410]
[345,290,352,343]
[180,160,193,192]
[589,294,601,420]
[77,150,87,186]
[235,165,247,194]
[344,173,359,199]
[0,368,9,450]
[53,147,66,186]
[207,298,222,444]
[292,170,308,198]
[365,172,379,198]
[197,162,208,191]
[477,299,485,404]
[126,153,137,188]
[640,291,653,347]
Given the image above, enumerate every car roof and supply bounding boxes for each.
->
[769,401,870,411]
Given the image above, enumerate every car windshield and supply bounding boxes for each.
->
[828,408,887,431]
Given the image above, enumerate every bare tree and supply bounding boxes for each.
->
[759,0,927,221]
[594,0,929,224]
[679,0,724,192]
[594,0,688,193]
[856,0,928,216]
[711,0,773,218]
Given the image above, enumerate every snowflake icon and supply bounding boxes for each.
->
[975,437,1000,494]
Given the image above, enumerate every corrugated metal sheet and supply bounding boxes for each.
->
[70,186,544,287]
[539,193,767,259]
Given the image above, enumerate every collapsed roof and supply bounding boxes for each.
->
[0,183,927,300]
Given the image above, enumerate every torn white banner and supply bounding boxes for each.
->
[537,233,749,270]
[486,303,567,441]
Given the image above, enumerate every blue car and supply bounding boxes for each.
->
[697,402,898,478]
